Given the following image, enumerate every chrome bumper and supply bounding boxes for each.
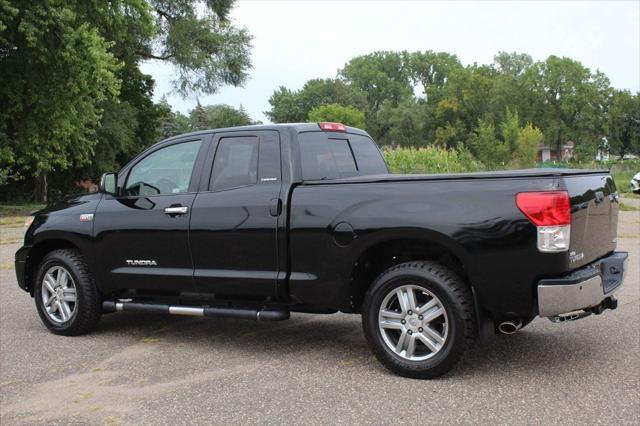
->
[537,251,628,318]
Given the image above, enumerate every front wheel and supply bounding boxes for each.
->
[34,249,102,335]
[362,261,476,379]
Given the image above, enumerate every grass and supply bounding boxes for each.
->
[0,216,25,226]
[0,236,23,245]
[0,203,44,218]
[619,202,639,212]
[540,159,639,194]
[0,203,43,229]
[612,169,637,194]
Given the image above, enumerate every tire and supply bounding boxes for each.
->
[362,261,476,379]
[34,249,102,336]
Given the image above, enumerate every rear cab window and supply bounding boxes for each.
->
[298,132,387,180]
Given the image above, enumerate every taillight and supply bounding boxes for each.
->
[516,191,571,253]
[318,122,346,132]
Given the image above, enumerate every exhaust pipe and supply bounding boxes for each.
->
[498,320,522,335]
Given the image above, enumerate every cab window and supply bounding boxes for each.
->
[125,140,202,196]
[299,132,387,180]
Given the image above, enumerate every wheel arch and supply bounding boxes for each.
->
[24,238,83,295]
[347,229,473,312]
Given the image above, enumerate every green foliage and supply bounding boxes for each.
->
[0,202,45,218]
[466,120,509,168]
[156,101,256,140]
[266,79,365,123]
[308,104,365,128]
[141,0,252,96]
[607,90,640,158]
[93,101,139,174]
[157,97,191,139]
[1,0,253,202]
[340,51,413,112]
[267,50,635,166]
[0,0,121,197]
[541,159,640,194]
[376,100,426,147]
[466,114,544,169]
[383,146,485,174]
[190,103,254,131]
[500,109,521,154]
[513,124,544,168]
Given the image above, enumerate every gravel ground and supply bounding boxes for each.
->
[0,203,638,425]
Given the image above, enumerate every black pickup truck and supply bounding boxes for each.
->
[15,122,628,378]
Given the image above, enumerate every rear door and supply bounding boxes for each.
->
[94,136,209,294]
[189,130,282,298]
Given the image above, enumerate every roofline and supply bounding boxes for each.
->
[158,123,371,145]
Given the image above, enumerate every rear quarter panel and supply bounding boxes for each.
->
[289,176,572,317]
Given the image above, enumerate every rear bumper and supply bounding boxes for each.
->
[537,251,628,317]
[14,246,30,292]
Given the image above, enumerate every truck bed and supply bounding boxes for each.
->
[303,168,610,185]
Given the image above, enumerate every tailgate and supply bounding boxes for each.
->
[564,173,619,268]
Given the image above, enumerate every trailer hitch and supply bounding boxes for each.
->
[548,296,618,323]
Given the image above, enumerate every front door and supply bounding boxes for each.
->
[189,130,282,299]
[94,136,209,295]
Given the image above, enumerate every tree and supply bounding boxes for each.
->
[466,119,509,168]
[513,123,544,168]
[408,51,463,104]
[157,97,191,139]
[90,101,139,176]
[127,0,253,96]
[375,100,427,147]
[1,0,253,202]
[527,56,610,155]
[501,109,521,154]
[339,51,414,139]
[0,1,121,201]
[266,86,306,123]
[494,52,534,78]
[308,104,365,128]
[266,78,366,123]
[433,98,466,149]
[340,51,413,113]
[606,90,640,158]
[189,101,209,130]
[191,104,255,130]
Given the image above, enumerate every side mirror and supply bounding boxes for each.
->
[99,172,118,196]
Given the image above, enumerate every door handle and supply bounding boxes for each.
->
[269,198,282,217]
[164,206,189,216]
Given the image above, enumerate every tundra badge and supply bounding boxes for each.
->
[126,260,158,266]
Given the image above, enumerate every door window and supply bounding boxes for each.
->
[125,140,202,196]
[209,137,259,191]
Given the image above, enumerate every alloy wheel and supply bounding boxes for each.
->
[378,284,449,361]
[41,266,77,323]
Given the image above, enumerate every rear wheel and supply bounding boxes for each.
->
[362,261,476,379]
[34,249,102,335]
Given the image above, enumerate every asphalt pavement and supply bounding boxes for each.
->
[1,202,638,425]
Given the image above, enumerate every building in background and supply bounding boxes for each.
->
[538,141,575,162]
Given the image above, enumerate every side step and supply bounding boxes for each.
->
[102,301,290,321]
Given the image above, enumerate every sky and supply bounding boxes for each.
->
[140,0,640,124]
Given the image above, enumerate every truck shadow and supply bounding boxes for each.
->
[94,311,611,379]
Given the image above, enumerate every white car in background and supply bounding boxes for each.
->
[631,172,640,194]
